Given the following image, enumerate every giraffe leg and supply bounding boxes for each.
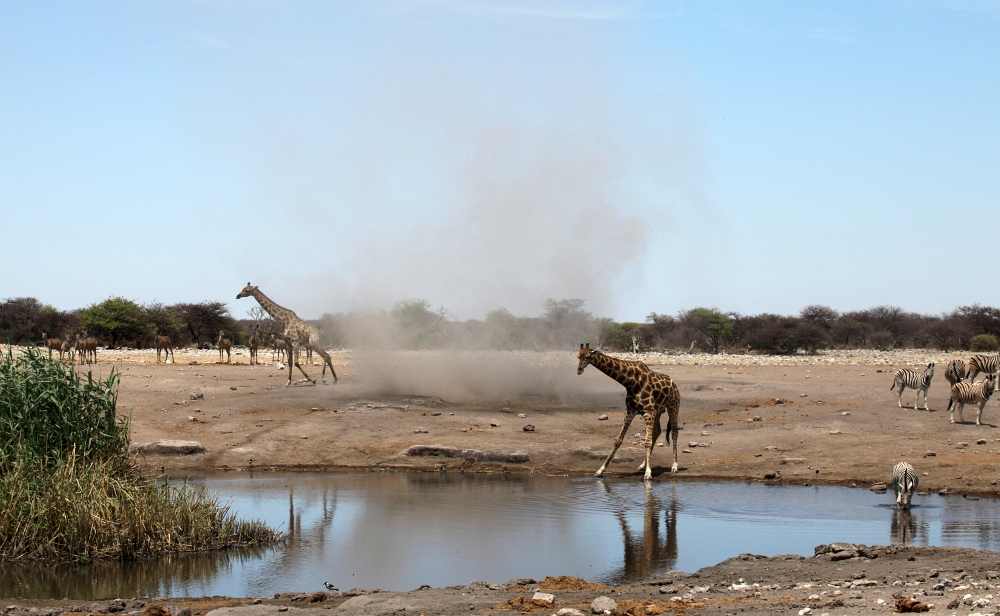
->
[596,411,637,477]
[284,341,296,386]
[311,345,338,384]
[642,411,661,481]
[292,343,316,385]
[669,408,679,473]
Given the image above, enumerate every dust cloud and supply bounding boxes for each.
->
[350,351,621,404]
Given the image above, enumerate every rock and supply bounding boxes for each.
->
[532,592,555,607]
[556,610,586,616]
[518,413,526,418]
[598,414,609,421]
[701,431,710,436]
[946,598,960,609]
[659,586,678,594]
[841,411,850,416]
[590,596,617,614]
[780,458,807,465]
[924,451,936,457]
[763,472,780,480]
[205,608,307,616]
[522,424,535,432]
[799,393,808,397]
[230,386,237,391]
[431,412,441,416]
[402,444,529,463]
[413,429,429,434]
[129,440,205,456]
[829,430,842,434]
[490,421,500,427]
[500,407,512,414]
[957,442,969,448]
[870,483,888,492]
[189,393,204,400]
[688,442,699,448]
[682,449,692,454]
[978,439,988,445]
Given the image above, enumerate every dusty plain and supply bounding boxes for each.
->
[83,347,1000,496]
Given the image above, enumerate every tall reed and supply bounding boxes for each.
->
[0,348,284,562]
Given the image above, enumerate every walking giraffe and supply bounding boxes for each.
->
[577,343,681,480]
[236,283,337,386]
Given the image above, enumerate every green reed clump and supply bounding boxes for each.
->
[0,348,284,562]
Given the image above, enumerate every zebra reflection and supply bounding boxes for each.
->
[891,507,928,545]
[600,480,677,584]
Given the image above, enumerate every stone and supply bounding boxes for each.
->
[780,457,807,465]
[590,596,617,614]
[956,442,969,448]
[230,386,237,391]
[500,407,512,414]
[532,592,555,607]
[190,393,204,400]
[556,610,586,616]
[924,451,936,457]
[659,586,678,594]
[598,414,608,421]
[413,429,428,434]
[517,413,526,418]
[978,439,988,445]
[205,608,307,616]
[129,440,205,456]
[403,445,529,463]
[187,416,196,422]
[522,424,535,432]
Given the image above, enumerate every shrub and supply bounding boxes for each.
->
[970,334,998,352]
[0,348,283,562]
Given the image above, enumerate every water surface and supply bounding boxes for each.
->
[4,472,999,599]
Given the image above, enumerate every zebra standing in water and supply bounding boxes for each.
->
[944,359,967,386]
[891,462,918,508]
[967,354,1000,383]
[890,363,935,410]
[948,373,997,425]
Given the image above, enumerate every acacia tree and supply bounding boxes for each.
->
[684,308,732,354]
[78,297,149,347]
[173,301,237,346]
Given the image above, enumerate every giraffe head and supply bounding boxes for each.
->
[577,343,597,375]
[237,282,258,300]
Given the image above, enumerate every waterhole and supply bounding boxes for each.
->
[4,473,999,599]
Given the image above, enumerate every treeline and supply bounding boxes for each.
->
[4,295,1000,354]
[0,297,262,349]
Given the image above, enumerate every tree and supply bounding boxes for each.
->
[0,298,45,344]
[174,302,237,346]
[542,298,595,349]
[683,308,732,354]
[484,308,521,350]
[800,305,839,331]
[143,302,186,342]
[79,297,149,347]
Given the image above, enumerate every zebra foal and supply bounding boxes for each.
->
[891,462,918,508]
[947,374,997,425]
[968,354,1000,383]
[890,363,934,410]
[944,359,967,386]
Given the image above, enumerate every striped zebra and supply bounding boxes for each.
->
[968,354,1000,383]
[947,373,997,425]
[891,462,918,508]
[890,363,934,410]
[944,359,967,386]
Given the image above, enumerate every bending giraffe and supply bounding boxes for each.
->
[236,283,337,386]
[577,343,680,479]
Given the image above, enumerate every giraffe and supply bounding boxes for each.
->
[577,343,681,480]
[154,328,174,363]
[248,324,260,365]
[236,283,337,386]
[216,330,232,364]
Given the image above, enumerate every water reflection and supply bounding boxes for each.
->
[5,474,1000,600]
[890,507,928,545]
[0,547,272,600]
[600,481,677,584]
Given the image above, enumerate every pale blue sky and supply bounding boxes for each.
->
[2,1,998,320]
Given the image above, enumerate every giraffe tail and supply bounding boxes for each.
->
[664,417,673,444]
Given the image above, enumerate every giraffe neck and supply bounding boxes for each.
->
[250,288,297,324]
[590,352,639,388]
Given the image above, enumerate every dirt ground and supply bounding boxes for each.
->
[57,346,1000,495]
[9,543,1000,614]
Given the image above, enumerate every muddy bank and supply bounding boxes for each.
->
[6,544,1000,614]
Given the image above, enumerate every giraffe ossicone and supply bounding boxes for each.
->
[236,282,338,387]
[578,342,680,480]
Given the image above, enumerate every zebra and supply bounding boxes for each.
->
[890,363,934,410]
[944,358,967,386]
[947,373,997,425]
[968,353,1000,383]
[891,461,918,508]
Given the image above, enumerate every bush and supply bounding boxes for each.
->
[0,348,283,562]
[970,334,998,352]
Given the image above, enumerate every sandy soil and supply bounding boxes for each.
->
[8,543,1000,614]
[73,347,999,497]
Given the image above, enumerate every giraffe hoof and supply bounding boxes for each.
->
[670,464,678,473]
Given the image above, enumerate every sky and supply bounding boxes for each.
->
[1,1,998,321]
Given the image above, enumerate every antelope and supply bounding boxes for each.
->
[216,330,232,364]
[40,333,62,360]
[154,328,174,363]
[248,324,260,365]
